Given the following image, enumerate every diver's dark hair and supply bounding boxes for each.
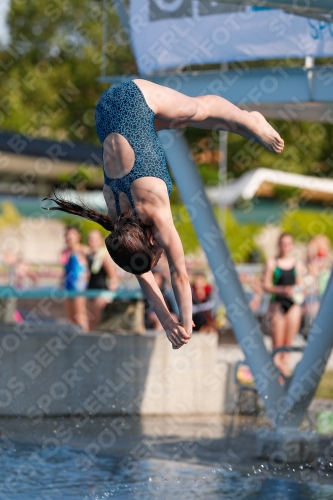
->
[43,192,158,275]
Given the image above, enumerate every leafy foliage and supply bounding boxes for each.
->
[1,0,332,182]
[273,185,301,202]
[61,214,109,244]
[1,1,333,262]
[0,201,21,228]
[281,208,333,245]
[186,119,333,184]
[172,204,261,262]
[0,0,136,143]
[224,212,262,263]
[197,163,219,186]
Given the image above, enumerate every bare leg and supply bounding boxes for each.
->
[183,113,259,141]
[87,297,108,331]
[283,304,302,375]
[155,113,254,140]
[270,302,288,380]
[64,299,74,323]
[185,101,284,154]
[135,79,284,154]
[72,296,89,332]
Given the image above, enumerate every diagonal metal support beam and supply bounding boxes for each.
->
[112,0,131,34]
[159,129,285,423]
[276,270,333,428]
[111,0,138,67]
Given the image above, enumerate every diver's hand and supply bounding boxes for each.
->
[164,319,191,350]
[171,321,195,350]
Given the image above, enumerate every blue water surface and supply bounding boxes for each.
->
[0,442,332,500]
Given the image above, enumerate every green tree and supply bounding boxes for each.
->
[281,208,333,245]
[186,117,333,186]
[0,0,135,143]
[0,201,21,228]
[172,203,261,261]
[1,1,332,186]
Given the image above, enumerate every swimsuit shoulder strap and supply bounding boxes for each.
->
[104,175,139,218]
[113,189,122,217]
[273,265,282,284]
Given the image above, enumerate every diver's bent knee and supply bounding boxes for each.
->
[191,96,209,122]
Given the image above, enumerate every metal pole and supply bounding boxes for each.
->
[113,0,131,37]
[218,131,228,233]
[160,130,285,422]
[112,0,138,74]
[101,0,108,78]
[305,56,315,102]
[276,269,333,427]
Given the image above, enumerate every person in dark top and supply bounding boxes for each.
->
[191,273,217,332]
[86,230,119,330]
[87,253,108,290]
[263,233,303,379]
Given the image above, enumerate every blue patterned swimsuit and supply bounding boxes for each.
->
[95,80,172,217]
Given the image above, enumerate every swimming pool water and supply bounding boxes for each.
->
[0,441,333,500]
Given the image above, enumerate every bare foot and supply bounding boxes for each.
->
[250,111,284,154]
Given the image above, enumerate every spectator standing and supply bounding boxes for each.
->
[191,273,217,333]
[304,235,332,322]
[3,252,17,286]
[2,253,38,289]
[86,229,119,330]
[262,233,303,378]
[61,226,89,332]
[14,259,39,289]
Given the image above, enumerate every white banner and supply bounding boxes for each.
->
[129,1,333,74]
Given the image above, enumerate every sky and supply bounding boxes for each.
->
[0,0,10,46]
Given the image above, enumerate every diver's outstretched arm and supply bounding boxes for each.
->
[149,208,193,340]
[137,272,190,349]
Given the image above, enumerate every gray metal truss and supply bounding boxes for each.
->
[213,0,333,22]
[99,66,333,123]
